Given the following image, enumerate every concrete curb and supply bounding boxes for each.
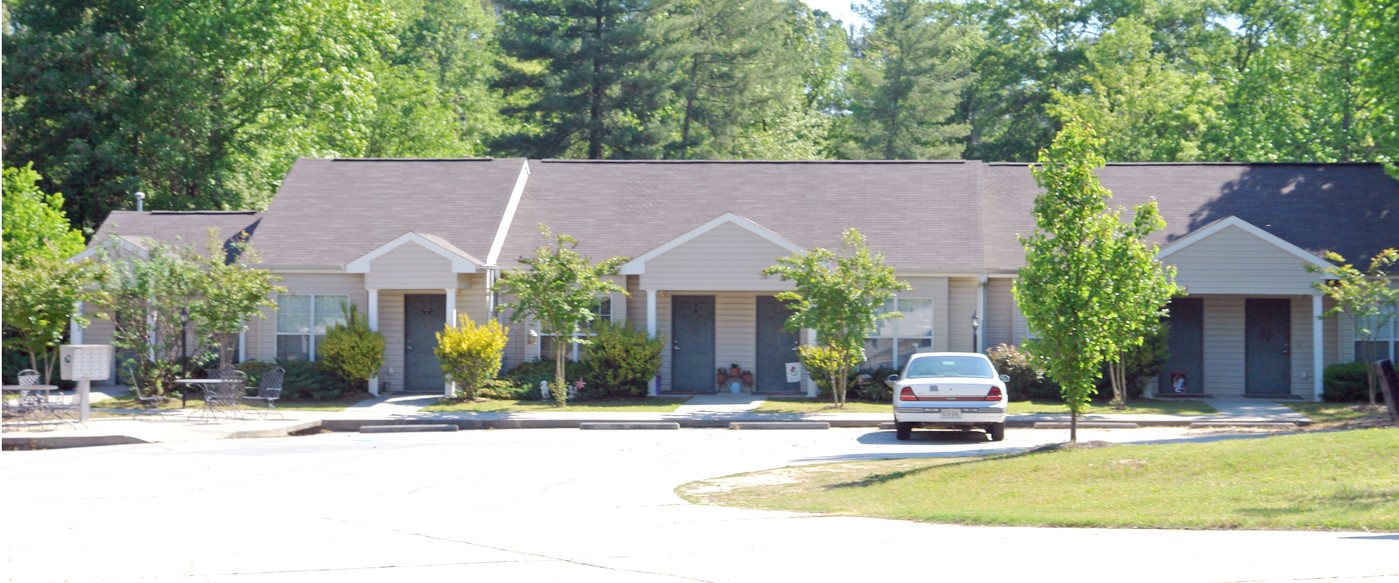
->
[3,434,148,450]
[1189,421,1299,429]
[580,422,680,430]
[360,424,459,433]
[1034,422,1140,429]
[729,421,830,430]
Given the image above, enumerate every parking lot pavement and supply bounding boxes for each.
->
[4,427,1391,583]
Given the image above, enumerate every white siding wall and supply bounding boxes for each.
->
[715,293,757,376]
[948,277,978,353]
[365,244,459,290]
[639,223,795,292]
[985,278,1016,348]
[1202,296,1246,395]
[1165,226,1326,295]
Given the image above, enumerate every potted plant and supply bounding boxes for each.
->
[717,368,729,384]
[729,363,742,378]
[741,370,754,385]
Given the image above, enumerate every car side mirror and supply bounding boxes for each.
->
[999,374,1011,383]
[885,374,900,388]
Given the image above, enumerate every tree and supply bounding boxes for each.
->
[2,253,105,383]
[186,231,282,366]
[495,225,627,406]
[493,0,674,159]
[763,228,909,407]
[3,0,398,228]
[2,164,87,264]
[1049,16,1222,161]
[1014,119,1178,443]
[1307,249,1399,405]
[840,0,973,159]
[321,304,388,391]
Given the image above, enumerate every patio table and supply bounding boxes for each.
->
[175,379,246,421]
[2,385,59,425]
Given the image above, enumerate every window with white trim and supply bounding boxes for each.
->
[539,298,612,362]
[276,294,349,361]
[1354,306,1398,363]
[863,298,934,370]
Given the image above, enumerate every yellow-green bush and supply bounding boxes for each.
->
[435,315,508,400]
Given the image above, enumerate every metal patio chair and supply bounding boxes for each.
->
[243,366,285,419]
[126,367,170,415]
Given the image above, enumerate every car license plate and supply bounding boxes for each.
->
[940,409,961,419]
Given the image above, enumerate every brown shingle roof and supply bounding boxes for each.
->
[983,162,1399,273]
[252,158,523,267]
[86,211,262,261]
[499,159,986,271]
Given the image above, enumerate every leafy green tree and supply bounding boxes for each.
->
[3,0,397,227]
[495,225,627,406]
[763,229,909,407]
[1050,16,1222,161]
[186,231,283,366]
[93,239,206,394]
[2,253,105,383]
[1,164,87,264]
[493,0,674,159]
[840,0,973,159]
[1307,249,1399,405]
[1014,119,1177,443]
[321,304,388,391]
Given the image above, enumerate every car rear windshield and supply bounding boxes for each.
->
[905,356,995,379]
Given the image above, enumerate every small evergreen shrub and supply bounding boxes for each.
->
[503,359,593,400]
[584,321,662,399]
[1323,361,1371,401]
[317,304,385,390]
[987,344,1051,401]
[279,359,355,400]
[434,315,508,400]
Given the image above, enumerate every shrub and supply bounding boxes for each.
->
[475,379,536,400]
[434,315,508,400]
[583,321,662,399]
[799,344,850,398]
[503,359,593,400]
[851,364,897,401]
[987,344,1052,401]
[234,360,276,386]
[1323,362,1371,401]
[317,304,385,390]
[278,359,355,401]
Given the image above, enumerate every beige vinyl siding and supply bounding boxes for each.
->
[985,278,1015,348]
[378,291,406,392]
[655,293,673,392]
[902,277,948,352]
[1202,296,1246,395]
[250,273,367,362]
[639,222,794,292]
[1289,298,1315,394]
[948,277,978,353]
[715,293,757,375]
[1164,225,1325,295]
[365,244,459,290]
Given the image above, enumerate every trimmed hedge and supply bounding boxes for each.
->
[1323,361,1371,402]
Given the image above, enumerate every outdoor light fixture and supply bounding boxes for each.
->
[179,309,190,379]
[970,312,981,353]
[528,329,539,345]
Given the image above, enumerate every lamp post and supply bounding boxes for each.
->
[970,312,981,353]
[179,309,189,406]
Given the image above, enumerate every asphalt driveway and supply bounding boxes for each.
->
[3,427,1392,582]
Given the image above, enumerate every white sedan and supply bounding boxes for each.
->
[887,352,1009,441]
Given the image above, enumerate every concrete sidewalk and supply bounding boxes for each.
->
[2,389,1313,450]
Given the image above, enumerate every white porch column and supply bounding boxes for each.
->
[976,275,987,353]
[367,289,380,396]
[1313,293,1324,401]
[444,289,457,397]
[647,289,658,396]
[70,301,85,344]
[805,329,819,397]
[237,321,246,363]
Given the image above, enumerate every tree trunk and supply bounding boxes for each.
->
[1070,409,1078,445]
[554,337,569,407]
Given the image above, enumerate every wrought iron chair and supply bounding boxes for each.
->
[126,367,170,415]
[243,366,285,419]
[4,369,44,423]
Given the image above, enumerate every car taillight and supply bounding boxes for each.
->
[984,386,1003,401]
[900,387,916,401]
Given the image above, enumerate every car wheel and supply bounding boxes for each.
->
[988,422,1005,442]
[895,422,913,441]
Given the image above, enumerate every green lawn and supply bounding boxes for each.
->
[1286,402,1388,423]
[752,398,1216,415]
[1008,399,1217,415]
[423,398,688,413]
[753,399,889,413]
[678,428,1399,531]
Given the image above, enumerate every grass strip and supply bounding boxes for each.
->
[677,428,1398,531]
[423,398,687,413]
